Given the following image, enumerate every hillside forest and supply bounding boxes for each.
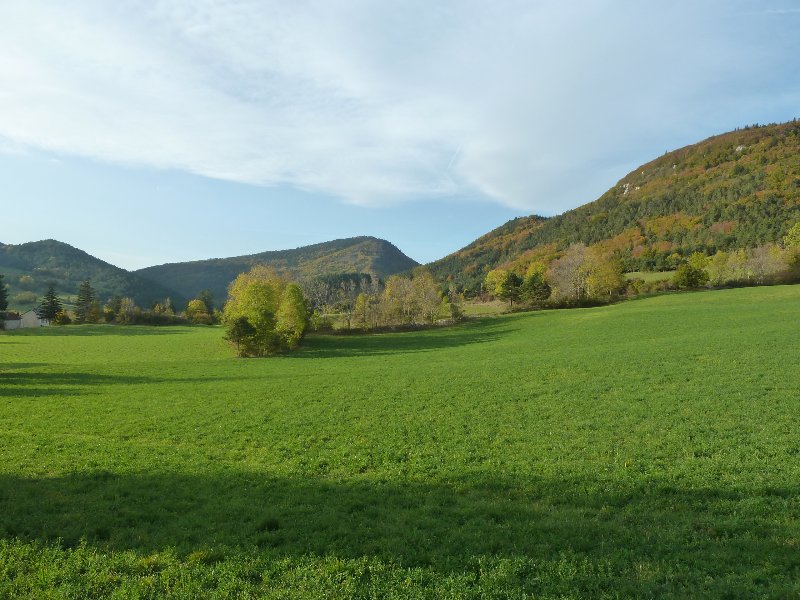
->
[430,121,800,290]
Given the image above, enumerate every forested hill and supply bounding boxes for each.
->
[0,239,183,310]
[429,120,800,291]
[135,236,419,302]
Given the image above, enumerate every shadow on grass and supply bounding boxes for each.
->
[0,370,240,397]
[3,326,191,337]
[0,470,797,592]
[0,363,48,370]
[296,319,516,358]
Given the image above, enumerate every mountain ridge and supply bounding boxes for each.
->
[0,239,184,310]
[428,120,800,289]
[134,235,419,303]
[0,236,418,311]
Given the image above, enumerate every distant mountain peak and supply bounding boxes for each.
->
[0,239,183,310]
[135,236,419,301]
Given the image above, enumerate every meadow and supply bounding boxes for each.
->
[1,285,799,598]
[624,271,675,283]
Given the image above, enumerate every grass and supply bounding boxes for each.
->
[625,270,675,282]
[1,285,799,598]
[462,300,508,316]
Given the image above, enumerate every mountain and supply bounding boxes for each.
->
[429,120,800,290]
[135,236,419,303]
[0,239,183,310]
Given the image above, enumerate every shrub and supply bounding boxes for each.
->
[53,311,72,325]
[673,263,709,289]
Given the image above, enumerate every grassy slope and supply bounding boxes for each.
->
[625,270,676,282]
[1,286,799,598]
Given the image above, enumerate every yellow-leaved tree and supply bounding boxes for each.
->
[223,265,308,356]
[275,283,309,349]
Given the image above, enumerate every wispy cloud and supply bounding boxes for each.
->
[0,1,797,213]
[0,136,31,157]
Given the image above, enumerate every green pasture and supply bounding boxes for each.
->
[1,286,799,598]
[624,270,675,282]
[462,300,508,316]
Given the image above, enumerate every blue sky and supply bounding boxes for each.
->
[1,1,799,269]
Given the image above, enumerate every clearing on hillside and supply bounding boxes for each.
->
[1,285,799,598]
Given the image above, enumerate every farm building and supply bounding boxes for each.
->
[2,312,22,330]
[20,310,49,328]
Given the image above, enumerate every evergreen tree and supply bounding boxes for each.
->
[36,285,63,322]
[224,316,256,357]
[446,285,465,320]
[197,290,214,314]
[74,279,96,324]
[0,273,8,313]
[497,272,523,308]
[521,266,551,305]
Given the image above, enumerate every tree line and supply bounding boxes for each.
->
[481,221,800,308]
[0,277,221,327]
[667,223,800,290]
[483,244,627,307]
[5,220,800,358]
[301,267,462,331]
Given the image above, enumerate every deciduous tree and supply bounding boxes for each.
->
[223,265,285,355]
[276,283,309,348]
[783,222,800,249]
[382,275,414,324]
[338,280,358,330]
[483,269,508,298]
[548,244,590,302]
[746,245,786,284]
[585,250,626,301]
[411,269,442,323]
[673,262,709,288]
[116,297,139,324]
[705,251,731,286]
[223,266,309,355]
[354,292,372,329]
[186,299,211,324]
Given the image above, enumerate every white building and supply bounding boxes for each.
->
[20,310,49,328]
[2,314,22,330]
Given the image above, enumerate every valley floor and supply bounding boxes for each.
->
[1,285,799,598]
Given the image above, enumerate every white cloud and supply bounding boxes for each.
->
[0,136,31,157]
[0,1,797,213]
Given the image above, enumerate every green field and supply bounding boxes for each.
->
[1,286,799,598]
[624,271,676,282]
[462,300,508,317]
